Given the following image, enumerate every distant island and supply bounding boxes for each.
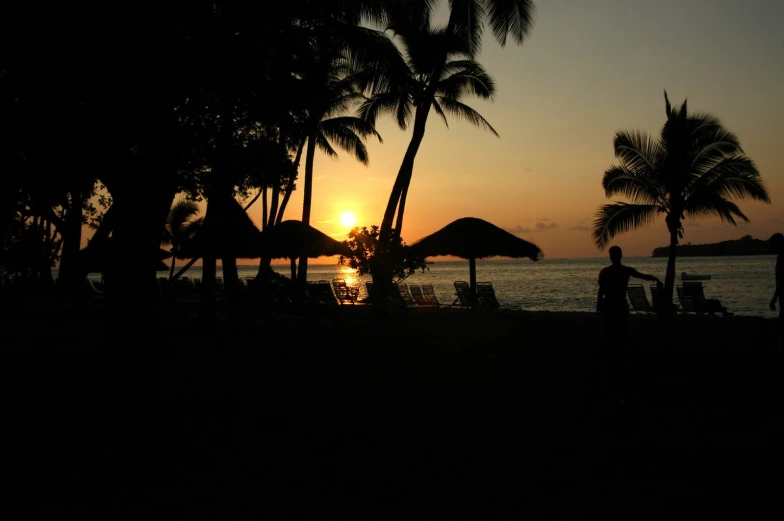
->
[651,235,774,257]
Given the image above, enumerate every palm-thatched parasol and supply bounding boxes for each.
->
[183,197,264,259]
[258,220,352,279]
[409,217,543,298]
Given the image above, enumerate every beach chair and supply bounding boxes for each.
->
[307,280,339,307]
[393,283,416,306]
[627,284,654,314]
[332,279,359,305]
[452,281,473,308]
[421,284,440,307]
[476,282,501,310]
[677,282,733,317]
[409,284,428,305]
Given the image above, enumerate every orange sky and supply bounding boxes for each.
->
[88,1,784,263]
[260,0,784,260]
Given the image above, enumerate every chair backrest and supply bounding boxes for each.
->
[453,281,473,307]
[332,279,358,304]
[393,283,415,306]
[627,284,653,313]
[676,284,700,313]
[409,284,428,305]
[421,284,440,307]
[307,280,338,306]
[476,282,500,310]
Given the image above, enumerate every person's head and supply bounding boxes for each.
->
[608,245,622,264]
[770,233,784,254]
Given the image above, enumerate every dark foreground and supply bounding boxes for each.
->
[5,304,783,518]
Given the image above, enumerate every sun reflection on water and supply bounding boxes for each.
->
[335,265,361,289]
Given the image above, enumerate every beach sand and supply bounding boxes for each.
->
[6,303,783,517]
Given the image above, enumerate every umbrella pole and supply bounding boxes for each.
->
[290,257,297,280]
[469,256,477,305]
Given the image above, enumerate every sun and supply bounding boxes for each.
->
[339,211,357,228]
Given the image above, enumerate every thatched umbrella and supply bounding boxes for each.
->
[182,197,263,259]
[258,220,352,279]
[409,217,543,297]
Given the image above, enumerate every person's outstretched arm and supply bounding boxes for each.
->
[631,269,662,286]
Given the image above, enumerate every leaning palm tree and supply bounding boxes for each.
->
[161,200,203,280]
[592,91,771,307]
[361,21,499,241]
[293,43,383,283]
[365,0,536,244]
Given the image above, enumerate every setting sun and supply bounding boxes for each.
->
[339,211,357,228]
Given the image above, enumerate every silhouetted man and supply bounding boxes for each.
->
[596,246,662,397]
[769,233,783,349]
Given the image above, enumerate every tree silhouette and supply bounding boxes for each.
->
[592,91,771,307]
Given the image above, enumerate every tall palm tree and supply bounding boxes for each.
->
[592,91,771,307]
[367,0,536,244]
[294,43,383,283]
[361,21,498,240]
[162,200,203,279]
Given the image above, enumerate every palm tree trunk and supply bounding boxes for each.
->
[268,186,280,229]
[168,246,177,279]
[379,105,430,244]
[664,227,679,313]
[275,137,306,225]
[298,132,318,284]
[373,107,430,306]
[58,186,85,292]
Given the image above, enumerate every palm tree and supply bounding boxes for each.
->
[361,21,499,240]
[161,200,203,280]
[367,0,536,244]
[592,91,771,307]
[294,43,383,283]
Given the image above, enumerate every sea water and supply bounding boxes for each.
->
[130,255,779,318]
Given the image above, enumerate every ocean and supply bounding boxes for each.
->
[124,255,780,318]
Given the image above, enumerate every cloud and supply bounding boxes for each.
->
[569,225,590,232]
[506,222,558,234]
[537,217,550,222]
[505,225,532,234]
[770,218,778,223]
[316,219,334,224]
[536,222,558,231]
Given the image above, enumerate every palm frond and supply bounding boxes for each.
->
[317,122,375,165]
[358,92,412,130]
[686,156,770,203]
[320,116,383,142]
[613,130,660,176]
[485,0,537,47]
[684,196,748,226]
[592,203,660,250]
[315,133,339,160]
[447,0,487,56]
[602,165,665,205]
[431,99,449,128]
[438,60,497,100]
[433,97,499,136]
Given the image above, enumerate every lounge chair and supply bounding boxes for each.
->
[409,284,429,306]
[332,279,359,305]
[307,280,339,307]
[452,281,474,308]
[677,282,733,317]
[393,283,416,307]
[421,284,440,307]
[476,282,501,310]
[627,284,654,314]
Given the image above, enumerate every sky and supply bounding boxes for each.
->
[252,0,783,261]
